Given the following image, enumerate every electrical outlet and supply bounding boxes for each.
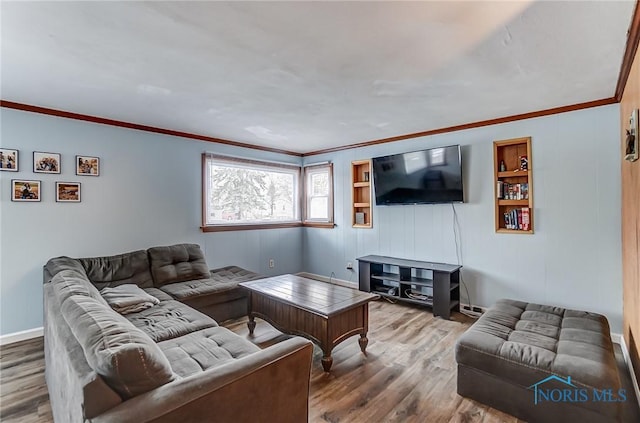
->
[472,306,484,314]
[462,305,472,311]
[268,259,275,269]
[346,262,353,270]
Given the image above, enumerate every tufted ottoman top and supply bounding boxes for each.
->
[455,299,621,393]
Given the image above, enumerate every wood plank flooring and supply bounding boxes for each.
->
[0,335,51,423]
[1,300,639,422]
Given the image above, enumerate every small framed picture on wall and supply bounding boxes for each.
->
[33,151,61,174]
[0,149,18,171]
[12,179,41,202]
[56,182,81,202]
[76,155,99,176]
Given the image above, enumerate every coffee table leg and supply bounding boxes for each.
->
[247,315,256,335]
[321,351,333,372]
[358,333,369,354]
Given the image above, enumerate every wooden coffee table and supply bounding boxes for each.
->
[240,274,379,372]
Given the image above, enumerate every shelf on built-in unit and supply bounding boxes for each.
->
[498,199,529,206]
[497,170,529,178]
[496,228,533,235]
[353,182,370,187]
[450,283,459,291]
[351,159,373,228]
[494,137,533,234]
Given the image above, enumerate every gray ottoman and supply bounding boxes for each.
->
[455,299,622,422]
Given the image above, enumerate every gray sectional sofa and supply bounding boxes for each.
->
[43,243,314,423]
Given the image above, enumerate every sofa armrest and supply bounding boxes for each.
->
[91,337,313,423]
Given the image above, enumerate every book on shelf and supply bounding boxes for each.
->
[503,207,530,230]
[498,182,529,200]
[522,207,530,231]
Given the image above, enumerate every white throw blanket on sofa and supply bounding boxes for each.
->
[100,284,160,315]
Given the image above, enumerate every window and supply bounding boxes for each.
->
[303,163,334,226]
[202,154,301,231]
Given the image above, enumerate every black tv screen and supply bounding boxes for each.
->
[372,145,463,205]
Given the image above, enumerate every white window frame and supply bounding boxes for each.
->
[202,153,302,232]
[303,163,334,227]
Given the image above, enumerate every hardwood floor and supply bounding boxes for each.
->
[0,335,51,423]
[1,300,638,422]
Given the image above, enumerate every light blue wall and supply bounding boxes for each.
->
[0,108,303,335]
[303,104,623,331]
[0,104,624,335]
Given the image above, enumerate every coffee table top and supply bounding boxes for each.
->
[240,274,379,317]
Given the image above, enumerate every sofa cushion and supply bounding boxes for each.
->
[209,265,263,283]
[51,270,109,307]
[160,278,246,302]
[158,327,260,378]
[143,287,174,302]
[125,300,217,343]
[148,244,210,287]
[61,295,176,399]
[79,250,154,289]
[159,266,262,302]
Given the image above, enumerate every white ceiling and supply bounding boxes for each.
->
[1,1,636,154]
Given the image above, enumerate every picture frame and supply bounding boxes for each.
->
[76,155,100,176]
[0,148,18,171]
[56,182,81,202]
[33,151,61,174]
[12,179,41,202]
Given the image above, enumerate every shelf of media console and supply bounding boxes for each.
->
[370,274,459,291]
[371,285,459,310]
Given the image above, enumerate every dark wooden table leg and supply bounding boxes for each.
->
[321,351,333,372]
[358,333,369,354]
[359,304,369,354]
[247,315,256,335]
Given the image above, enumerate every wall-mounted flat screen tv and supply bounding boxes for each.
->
[372,145,463,205]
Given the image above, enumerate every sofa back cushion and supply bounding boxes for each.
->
[79,250,154,290]
[148,244,210,287]
[61,295,176,399]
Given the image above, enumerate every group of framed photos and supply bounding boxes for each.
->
[11,180,80,203]
[1,148,100,203]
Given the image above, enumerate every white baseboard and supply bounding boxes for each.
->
[296,272,357,288]
[0,327,43,346]
[619,334,640,410]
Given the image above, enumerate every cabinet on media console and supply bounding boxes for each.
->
[357,255,461,320]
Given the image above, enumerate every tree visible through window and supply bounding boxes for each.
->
[204,155,299,226]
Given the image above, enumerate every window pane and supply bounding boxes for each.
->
[309,197,328,219]
[303,164,333,223]
[311,172,328,196]
[206,160,298,225]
